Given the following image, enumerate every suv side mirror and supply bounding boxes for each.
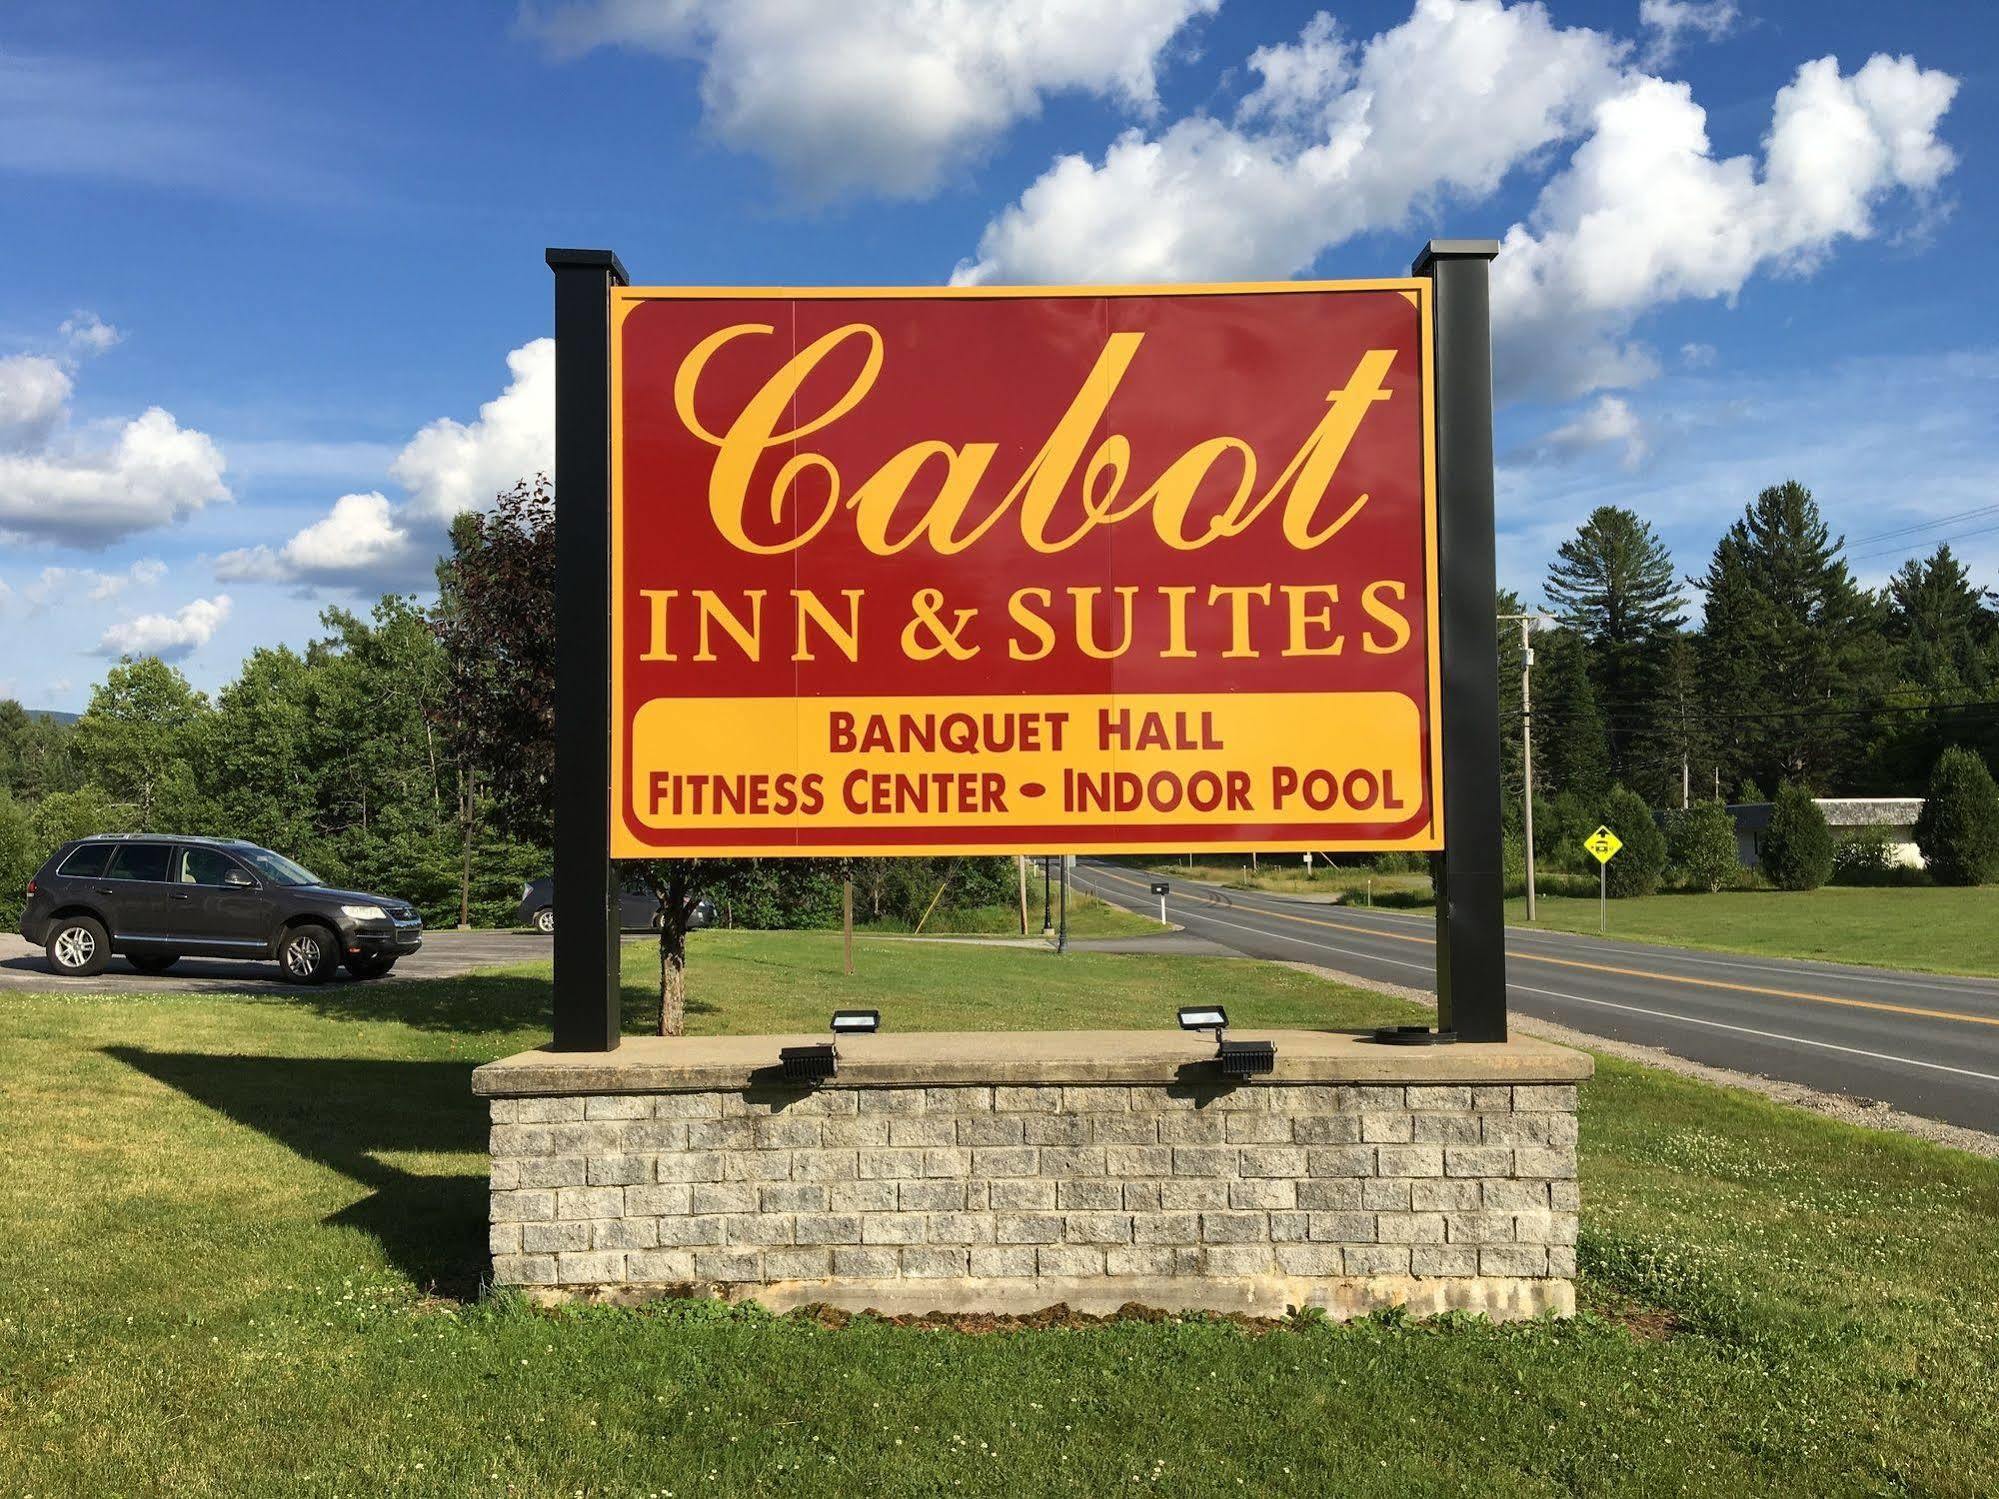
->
[223,868,254,888]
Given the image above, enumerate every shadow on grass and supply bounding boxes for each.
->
[253,970,705,1037]
[105,1047,498,1299]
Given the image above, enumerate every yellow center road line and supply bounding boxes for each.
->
[1080,865,1999,1032]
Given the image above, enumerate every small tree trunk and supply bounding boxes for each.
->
[458,766,474,930]
[652,864,690,1038]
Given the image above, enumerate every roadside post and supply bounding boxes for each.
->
[842,877,854,976]
[1584,825,1623,933]
[479,246,1591,1320]
[1151,880,1169,926]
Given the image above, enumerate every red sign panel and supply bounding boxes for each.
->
[611,282,1441,856]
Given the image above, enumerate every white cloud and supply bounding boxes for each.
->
[0,354,72,446]
[0,318,231,548]
[1638,0,1738,67]
[955,1,1957,403]
[1493,53,1958,396]
[526,0,1217,199]
[1535,394,1649,470]
[228,341,550,588]
[216,492,417,586]
[97,594,231,661]
[391,339,553,524]
[1680,341,1717,368]
[60,311,122,356]
[24,558,169,605]
[955,0,1627,285]
[0,405,231,549]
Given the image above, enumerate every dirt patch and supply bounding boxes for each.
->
[1275,960,1999,1161]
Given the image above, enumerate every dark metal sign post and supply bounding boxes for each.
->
[548,248,627,1052]
[1416,239,1507,1043]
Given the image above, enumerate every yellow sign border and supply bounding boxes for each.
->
[608,279,1443,858]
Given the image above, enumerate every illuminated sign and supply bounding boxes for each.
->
[610,282,1441,856]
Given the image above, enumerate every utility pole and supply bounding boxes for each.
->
[1498,612,1551,923]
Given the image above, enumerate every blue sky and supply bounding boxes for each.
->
[2,0,1993,709]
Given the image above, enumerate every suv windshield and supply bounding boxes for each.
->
[234,846,322,887]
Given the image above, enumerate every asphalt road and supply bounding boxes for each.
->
[0,928,567,996]
[1072,859,1999,1133]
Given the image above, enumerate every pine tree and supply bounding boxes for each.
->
[1544,506,1684,783]
[1600,785,1666,897]
[1533,629,1611,804]
[1693,481,1888,793]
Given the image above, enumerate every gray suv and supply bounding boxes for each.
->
[19,834,422,984]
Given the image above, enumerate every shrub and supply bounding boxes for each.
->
[1914,746,1999,886]
[1831,825,1898,886]
[1668,800,1739,892]
[1599,786,1667,898]
[1761,782,1835,891]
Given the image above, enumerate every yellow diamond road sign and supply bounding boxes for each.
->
[1584,825,1623,864]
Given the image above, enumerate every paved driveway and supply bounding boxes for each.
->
[0,928,566,995]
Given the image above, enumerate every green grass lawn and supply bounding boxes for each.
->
[865,887,1161,939]
[3,935,1997,1495]
[1505,884,1999,976]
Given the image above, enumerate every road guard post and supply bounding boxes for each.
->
[476,246,1587,1319]
[1584,824,1623,933]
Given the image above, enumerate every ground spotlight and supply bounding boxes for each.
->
[830,1009,880,1035]
[779,1043,839,1085]
[1178,1005,1275,1076]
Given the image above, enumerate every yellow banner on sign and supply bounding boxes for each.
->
[628,691,1425,841]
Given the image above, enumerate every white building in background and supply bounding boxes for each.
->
[1726,798,1925,870]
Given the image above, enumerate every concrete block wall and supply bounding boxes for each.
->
[485,1080,1579,1316]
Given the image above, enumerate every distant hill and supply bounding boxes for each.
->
[27,709,80,725]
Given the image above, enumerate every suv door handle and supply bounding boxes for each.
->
[169,893,191,901]
[95,886,115,895]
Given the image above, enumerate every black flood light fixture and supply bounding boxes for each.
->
[780,1043,839,1085]
[1178,1005,1275,1077]
[781,1010,879,1085]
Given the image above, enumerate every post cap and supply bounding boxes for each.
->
[546,247,630,285]
[1411,239,1500,276]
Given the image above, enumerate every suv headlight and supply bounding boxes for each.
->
[340,903,388,921]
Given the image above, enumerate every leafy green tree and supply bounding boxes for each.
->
[1914,746,1999,886]
[1534,629,1610,804]
[73,658,210,827]
[2,710,83,799]
[1693,482,1889,792]
[0,790,35,926]
[1666,799,1738,892]
[1545,506,1684,782]
[1761,781,1835,891]
[26,784,133,852]
[1599,785,1666,897]
[206,646,320,856]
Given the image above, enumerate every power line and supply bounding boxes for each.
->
[1849,519,1999,565]
[1848,502,1999,548]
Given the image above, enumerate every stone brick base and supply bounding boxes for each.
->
[476,1031,1586,1319]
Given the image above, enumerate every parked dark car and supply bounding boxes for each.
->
[516,877,717,935]
[19,834,422,984]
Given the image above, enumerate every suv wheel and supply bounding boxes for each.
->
[533,907,554,934]
[129,953,180,976]
[46,916,110,977]
[278,924,340,985]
